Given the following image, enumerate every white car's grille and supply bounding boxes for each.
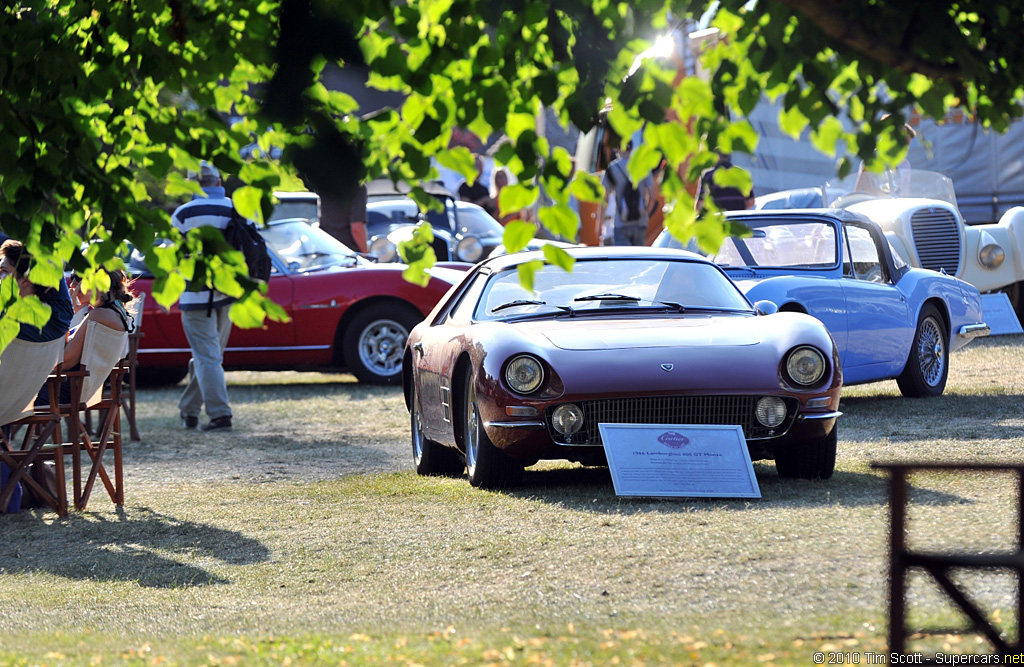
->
[545,395,799,446]
[910,207,961,275]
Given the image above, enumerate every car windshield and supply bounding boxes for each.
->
[475,258,751,320]
[453,204,503,238]
[262,219,367,272]
[824,169,958,207]
[712,219,838,269]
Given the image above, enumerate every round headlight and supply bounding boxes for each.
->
[505,355,544,394]
[551,404,584,435]
[756,396,787,427]
[786,346,826,386]
[979,243,1005,269]
[369,236,397,262]
[456,236,484,263]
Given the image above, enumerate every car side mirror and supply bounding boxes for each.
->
[753,300,778,316]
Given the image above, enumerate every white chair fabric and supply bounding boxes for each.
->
[78,323,129,408]
[0,337,65,426]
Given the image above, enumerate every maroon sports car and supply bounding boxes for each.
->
[404,246,843,488]
[133,218,464,385]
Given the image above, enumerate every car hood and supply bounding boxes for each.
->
[532,315,760,350]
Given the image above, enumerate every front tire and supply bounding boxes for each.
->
[343,304,420,385]
[896,304,948,398]
[462,365,523,489]
[775,425,837,480]
[411,383,464,477]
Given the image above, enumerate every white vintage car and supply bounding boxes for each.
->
[758,169,1024,325]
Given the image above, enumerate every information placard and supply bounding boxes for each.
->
[599,423,761,498]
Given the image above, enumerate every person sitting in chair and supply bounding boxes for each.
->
[0,239,74,344]
[37,268,136,406]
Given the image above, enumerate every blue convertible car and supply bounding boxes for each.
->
[655,209,990,397]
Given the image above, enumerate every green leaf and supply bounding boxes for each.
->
[542,244,575,272]
[498,184,536,215]
[502,221,536,254]
[516,260,545,293]
[233,186,264,222]
[779,104,809,139]
[810,116,845,157]
[436,147,476,183]
[537,204,580,240]
[712,166,752,194]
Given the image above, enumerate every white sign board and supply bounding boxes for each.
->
[599,423,761,498]
[980,292,1023,335]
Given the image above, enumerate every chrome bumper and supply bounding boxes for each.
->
[797,411,843,422]
[958,323,991,340]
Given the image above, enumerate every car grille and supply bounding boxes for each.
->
[910,207,961,275]
[545,395,799,446]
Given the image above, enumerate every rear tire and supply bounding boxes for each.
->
[411,383,464,477]
[896,304,948,398]
[775,425,837,480]
[462,365,523,489]
[343,304,420,385]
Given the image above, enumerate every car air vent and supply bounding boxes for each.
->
[910,207,961,275]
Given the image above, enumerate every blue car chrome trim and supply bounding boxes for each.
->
[958,323,990,339]
[797,411,843,422]
[485,421,546,429]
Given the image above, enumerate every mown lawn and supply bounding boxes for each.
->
[1,335,1021,666]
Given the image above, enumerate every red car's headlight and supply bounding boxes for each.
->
[505,354,544,394]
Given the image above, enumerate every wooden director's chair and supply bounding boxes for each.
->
[0,337,68,516]
[60,322,131,511]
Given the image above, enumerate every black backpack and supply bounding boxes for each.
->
[224,209,272,284]
[610,162,643,221]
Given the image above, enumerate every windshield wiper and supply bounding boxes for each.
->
[491,299,547,313]
[655,301,687,313]
[573,293,641,303]
[720,265,758,274]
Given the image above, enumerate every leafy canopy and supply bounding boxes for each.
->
[3,0,1023,346]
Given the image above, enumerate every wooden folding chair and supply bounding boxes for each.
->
[84,293,144,441]
[61,322,130,511]
[0,337,67,516]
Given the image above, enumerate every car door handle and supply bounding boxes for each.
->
[413,342,424,355]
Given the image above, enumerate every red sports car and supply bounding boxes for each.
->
[404,246,843,488]
[133,218,464,385]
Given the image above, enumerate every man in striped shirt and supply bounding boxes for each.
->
[171,162,235,432]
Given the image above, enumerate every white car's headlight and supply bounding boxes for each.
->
[786,346,826,386]
[369,236,397,263]
[456,236,484,263]
[979,243,1005,269]
[505,354,544,394]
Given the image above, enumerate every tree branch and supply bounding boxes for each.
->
[769,0,962,82]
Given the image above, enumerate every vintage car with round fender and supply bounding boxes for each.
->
[132,218,464,385]
[758,169,1024,324]
[655,208,990,397]
[404,246,844,488]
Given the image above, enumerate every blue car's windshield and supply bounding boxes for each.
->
[712,220,838,270]
[476,258,751,321]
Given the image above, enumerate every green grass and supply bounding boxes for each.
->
[1,336,1022,665]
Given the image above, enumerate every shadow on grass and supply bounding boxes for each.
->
[0,506,269,587]
[506,465,967,514]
